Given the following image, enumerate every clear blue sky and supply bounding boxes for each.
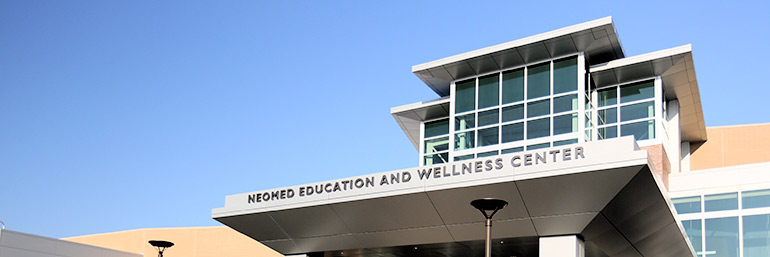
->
[1,1,768,238]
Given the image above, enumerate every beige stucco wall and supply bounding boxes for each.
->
[63,226,282,257]
[690,123,770,170]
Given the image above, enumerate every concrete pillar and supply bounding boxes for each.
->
[539,235,584,257]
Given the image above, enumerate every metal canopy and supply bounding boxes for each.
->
[390,97,449,150]
[411,16,624,97]
[213,139,695,257]
[590,45,706,142]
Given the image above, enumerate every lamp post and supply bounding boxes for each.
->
[471,198,508,257]
[149,240,174,257]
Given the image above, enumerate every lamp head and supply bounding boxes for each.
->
[470,198,508,219]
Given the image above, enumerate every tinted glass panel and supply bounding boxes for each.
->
[672,196,701,214]
[425,119,449,138]
[478,127,499,147]
[553,94,578,113]
[502,69,524,104]
[527,118,550,139]
[455,79,476,113]
[424,137,449,154]
[502,104,524,122]
[454,154,474,161]
[527,99,550,118]
[743,189,770,209]
[598,108,617,125]
[527,62,550,99]
[501,123,524,143]
[478,109,499,127]
[620,80,654,103]
[455,114,475,131]
[597,88,617,107]
[501,147,524,154]
[621,120,655,141]
[598,126,617,140]
[527,142,550,150]
[478,74,499,109]
[553,113,578,135]
[706,217,739,257]
[553,138,578,146]
[553,57,577,94]
[477,150,498,157]
[424,152,448,165]
[744,214,770,257]
[621,101,655,121]
[705,193,738,212]
[681,220,703,256]
[454,131,475,151]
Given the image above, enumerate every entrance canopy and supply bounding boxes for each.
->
[212,138,695,257]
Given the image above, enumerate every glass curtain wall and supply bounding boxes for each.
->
[450,55,581,161]
[672,189,770,257]
[586,79,657,141]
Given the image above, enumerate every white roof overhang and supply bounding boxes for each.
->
[212,138,696,257]
[590,45,707,142]
[390,97,450,150]
[412,16,625,97]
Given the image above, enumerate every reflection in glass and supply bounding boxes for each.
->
[620,80,654,103]
[454,154,474,161]
[478,127,499,147]
[672,196,702,214]
[598,126,617,140]
[597,88,617,107]
[502,69,524,104]
[425,119,449,138]
[743,189,770,209]
[478,74,499,109]
[527,62,550,99]
[704,193,738,212]
[501,147,524,154]
[527,99,550,118]
[621,101,655,122]
[553,57,577,94]
[454,131,475,151]
[502,123,524,143]
[598,108,617,125]
[743,214,770,257]
[554,94,578,113]
[455,113,475,131]
[478,109,499,127]
[455,79,476,113]
[553,113,578,135]
[424,137,449,154]
[477,150,498,158]
[502,104,524,122]
[681,220,703,257]
[424,152,448,165]
[621,120,655,141]
[527,118,550,139]
[527,142,550,150]
[553,138,578,146]
[706,217,739,257]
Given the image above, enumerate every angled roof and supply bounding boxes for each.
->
[412,16,625,96]
[591,45,706,142]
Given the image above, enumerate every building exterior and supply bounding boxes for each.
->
[210,17,707,257]
[44,17,768,257]
[0,228,139,257]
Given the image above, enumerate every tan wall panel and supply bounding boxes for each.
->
[63,227,282,257]
[691,123,770,170]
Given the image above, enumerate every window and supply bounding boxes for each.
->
[478,74,499,109]
[705,217,739,257]
[588,79,656,141]
[673,196,702,214]
[553,57,577,94]
[527,62,550,99]
[502,69,524,104]
[681,220,702,257]
[455,79,475,113]
[742,189,770,209]
[423,119,449,165]
[743,214,770,257]
[705,193,738,212]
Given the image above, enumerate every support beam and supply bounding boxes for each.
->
[539,235,584,257]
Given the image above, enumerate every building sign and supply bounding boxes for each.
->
[246,146,585,204]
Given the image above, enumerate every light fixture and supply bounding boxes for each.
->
[149,240,174,257]
[471,198,508,257]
